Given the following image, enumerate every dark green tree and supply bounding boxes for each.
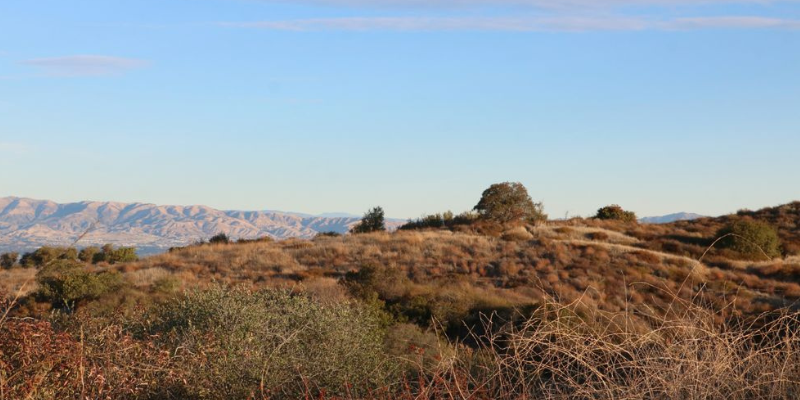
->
[352,207,386,234]
[595,204,638,223]
[473,182,546,224]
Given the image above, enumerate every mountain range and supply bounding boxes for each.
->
[639,212,705,224]
[0,197,404,255]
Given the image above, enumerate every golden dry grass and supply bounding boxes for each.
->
[0,268,36,298]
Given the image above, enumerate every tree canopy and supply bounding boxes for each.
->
[473,182,546,224]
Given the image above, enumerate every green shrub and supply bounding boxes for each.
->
[78,246,100,263]
[36,260,123,309]
[716,219,782,259]
[20,246,78,267]
[91,244,138,264]
[595,204,637,223]
[144,285,393,398]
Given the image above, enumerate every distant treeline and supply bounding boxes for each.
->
[0,244,138,269]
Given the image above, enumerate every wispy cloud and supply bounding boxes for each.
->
[22,55,149,77]
[249,0,800,8]
[221,15,800,32]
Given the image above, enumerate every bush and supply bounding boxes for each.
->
[20,246,78,267]
[91,244,138,264]
[208,232,231,244]
[78,246,100,263]
[35,260,123,309]
[595,204,637,223]
[0,252,18,269]
[352,206,386,234]
[474,182,547,224]
[716,219,782,259]
[401,210,480,231]
[144,285,393,398]
[315,231,342,238]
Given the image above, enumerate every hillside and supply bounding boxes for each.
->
[0,197,404,254]
[3,201,800,399]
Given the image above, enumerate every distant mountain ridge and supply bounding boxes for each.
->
[0,197,404,255]
[639,212,705,224]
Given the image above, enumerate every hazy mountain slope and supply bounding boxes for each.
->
[0,197,404,254]
[639,212,705,224]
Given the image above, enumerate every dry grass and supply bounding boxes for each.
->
[0,268,36,298]
[427,296,800,399]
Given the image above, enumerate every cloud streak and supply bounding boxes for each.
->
[221,15,800,32]
[22,55,149,77]
[252,0,800,9]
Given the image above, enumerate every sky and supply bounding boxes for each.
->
[0,0,798,219]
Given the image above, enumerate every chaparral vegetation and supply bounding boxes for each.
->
[2,184,800,399]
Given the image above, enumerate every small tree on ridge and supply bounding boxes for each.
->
[474,182,547,224]
[352,207,386,234]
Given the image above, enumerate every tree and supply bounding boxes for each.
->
[352,207,386,234]
[716,218,782,259]
[595,205,637,223]
[473,182,546,224]
[0,252,18,269]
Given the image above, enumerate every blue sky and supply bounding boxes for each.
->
[0,0,798,219]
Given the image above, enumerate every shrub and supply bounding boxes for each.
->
[20,246,78,267]
[352,206,386,234]
[716,219,782,259]
[144,285,393,398]
[35,260,123,309]
[315,231,342,238]
[78,246,100,263]
[595,204,637,223]
[0,252,18,269]
[400,210,479,231]
[208,232,231,244]
[474,182,547,224]
[91,244,139,264]
[501,227,533,241]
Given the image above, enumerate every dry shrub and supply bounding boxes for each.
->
[427,297,800,400]
[501,227,533,242]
